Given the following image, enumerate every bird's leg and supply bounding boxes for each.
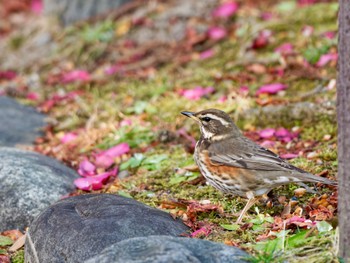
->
[236,191,258,224]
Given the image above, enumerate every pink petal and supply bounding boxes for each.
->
[274,43,293,54]
[78,159,96,177]
[104,142,130,157]
[199,49,215,60]
[256,83,287,95]
[95,143,130,168]
[31,0,43,14]
[323,31,336,39]
[239,86,249,95]
[258,128,276,139]
[316,53,338,67]
[252,30,272,49]
[260,140,275,148]
[60,132,78,144]
[208,27,227,40]
[62,70,91,84]
[275,128,290,138]
[212,2,239,18]
[261,12,274,21]
[217,95,227,103]
[105,64,122,75]
[74,169,118,191]
[302,25,314,37]
[120,119,132,127]
[26,92,40,101]
[280,153,299,159]
[191,226,211,237]
[94,155,115,169]
[298,0,316,6]
[180,86,215,101]
[0,70,17,80]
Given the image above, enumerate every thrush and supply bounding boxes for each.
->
[181,108,337,223]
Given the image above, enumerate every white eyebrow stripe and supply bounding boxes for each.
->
[202,114,231,126]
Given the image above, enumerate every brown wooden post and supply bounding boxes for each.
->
[337,0,350,260]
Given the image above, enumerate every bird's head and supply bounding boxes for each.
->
[181,109,241,140]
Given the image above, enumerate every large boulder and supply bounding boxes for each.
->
[44,0,132,25]
[25,194,189,263]
[0,97,45,147]
[85,235,249,263]
[0,148,78,231]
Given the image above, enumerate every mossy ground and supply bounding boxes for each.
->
[1,0,340,262]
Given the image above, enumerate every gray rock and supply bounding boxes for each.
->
[44,0,132,25]
[25,194,189,263]
[0,97,45,147]
[0,147,78,231]
[85,235,249,263]
[130,0,216,44]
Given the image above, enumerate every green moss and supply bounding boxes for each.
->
[301,117,337,141]
[11,250,24,263]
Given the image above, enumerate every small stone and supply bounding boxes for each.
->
[323,134,332,141]
[294,188,307,197]
[118,170,130,179]
[293,207,303,216]
[307,151,318,159]
[278,196,286,204]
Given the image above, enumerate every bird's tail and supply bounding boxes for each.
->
[294,172,337,186]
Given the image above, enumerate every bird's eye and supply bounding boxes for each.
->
[202,117,211,122]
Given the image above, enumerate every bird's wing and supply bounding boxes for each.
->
[208,138,306,173]
[207,138,337,186]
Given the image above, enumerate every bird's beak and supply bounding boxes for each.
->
[181,111,200,122]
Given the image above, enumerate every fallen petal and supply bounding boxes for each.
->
[199,49,215,59]
[26,92,40,101]
[217,95,227,103]
[212,2,239,18]
[281,153,299,159]
[208,27,227,40]
[78,159,96,177]
[275,128,290,138]
[258,128,275,139]
[274,43,293,54]
[0,70,17,80]
[302,25,314,37]
[316,53,338,67]
[120,119,132,127]
[105,64,122,75]
[251,30,272,49]
[298,0,316,6]
[261,12,274,21]
[323,31,336,39]
[95,143,130,168]
[239,86,249,95]
[104,142,130,157]
[180,86,215,100]
[31,0,43,14]
[191,226,211,238]
[74,169,117,191]
[62,70,91,83]
[256,83,287,95]
[60,132,78,144]
[94,155,115,169]
[260,140,275,148]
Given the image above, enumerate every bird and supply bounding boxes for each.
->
[181,108,337,223]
